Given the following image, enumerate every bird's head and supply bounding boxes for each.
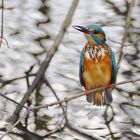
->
[73,24,106,45]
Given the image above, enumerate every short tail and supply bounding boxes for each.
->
[86,89,113,106]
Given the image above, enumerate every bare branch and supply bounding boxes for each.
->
[7,0,79,124]
[31,78,140,111]
[117,0,135,68]
[0,79,139,138]
[43,77,68,122]
[0,0,9,48]
[0,79,139,113]
[105,1,136,137]
[0,92,28,110]
[0,109,30,140]
[0,0,4,48]
[0,73,35,88]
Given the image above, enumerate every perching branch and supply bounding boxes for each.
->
[0,79,139,113]
[0,78,139,139]
[30,78,140,111]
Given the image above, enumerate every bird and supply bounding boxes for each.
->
[73,24,116,106]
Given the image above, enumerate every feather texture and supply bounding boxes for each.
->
[79,43,116,105]
[79,48,84,86]
[76,24,116,106]
[109,47,116,83]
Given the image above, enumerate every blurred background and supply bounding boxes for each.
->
[0,0,140,139]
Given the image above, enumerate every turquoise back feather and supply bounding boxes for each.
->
[79,48,84,86]
[109,47,116,83]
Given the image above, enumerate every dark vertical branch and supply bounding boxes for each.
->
[24,67,32,128]
[104,105,115,140]
[7,0,79,124]
[44,78,68,123]
[0,0,4,47]
[105,1,135,139]
[43,78,68,136]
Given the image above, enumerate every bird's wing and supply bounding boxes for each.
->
[109,47,117,83]
[79,48,84,86]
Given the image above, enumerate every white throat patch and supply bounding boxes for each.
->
[85,45,108,62]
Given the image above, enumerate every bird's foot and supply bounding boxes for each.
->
[107,84,113,89]
[85,89,89,96]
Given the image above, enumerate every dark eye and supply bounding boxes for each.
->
[91,30,97,34]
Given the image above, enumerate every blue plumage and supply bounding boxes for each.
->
[73,23,117,105]
[79,48,84,86]
[87,24,105,36]
[109,47,116,83]
[91,35,106,45]
[87,24,106,45]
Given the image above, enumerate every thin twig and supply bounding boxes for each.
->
[0,79,139,113]
[0,73,35,88]
[0,0,9,48]
[7,0,79,124]
[0,92,28,110]
[31,78,140,111]
[0,0,4,47]
[44,78,68,132]
[117,0,135,68]
[44,77,67,122]
[104,1,135,138]
[108,38,128,46]
[0,109,30,140]
[0,78,139,139]
[104,105,115,140]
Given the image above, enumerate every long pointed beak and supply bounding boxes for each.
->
[72,25,90,34]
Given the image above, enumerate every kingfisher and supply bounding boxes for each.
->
[73,24,116,106]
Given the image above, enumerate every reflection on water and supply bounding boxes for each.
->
[0,0,140,139]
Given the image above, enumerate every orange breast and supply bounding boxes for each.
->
[83,47,111,89]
